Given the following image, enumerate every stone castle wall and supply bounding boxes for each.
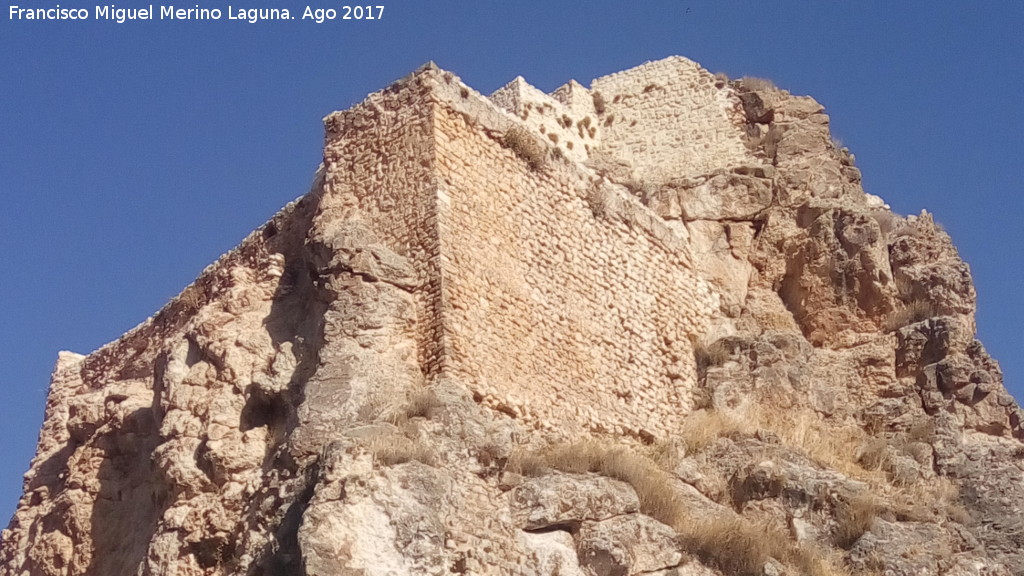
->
[427,70,719,441]
[321,74,450,377]
[592,56,756,182]
[312,63,727,440]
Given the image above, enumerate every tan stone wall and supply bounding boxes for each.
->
[592,56,756,182]
[321,74,449,376]
[431,94,718,441]
[490,77,599,164]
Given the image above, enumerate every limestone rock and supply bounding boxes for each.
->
[576,514,684,576]
[510,473,640,531]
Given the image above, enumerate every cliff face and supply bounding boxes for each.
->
[2,57,1022,576]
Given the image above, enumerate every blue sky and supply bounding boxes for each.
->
[1,1,1021,522]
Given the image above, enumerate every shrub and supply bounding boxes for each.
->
[857,437,890,471]
[882,299,937,332]
[713,72,729,88]
[592,91,606,114]
[586,186,621,220]
[501,126,547,170]
[869,209,902,238]
[694,338,732,374]
[739,76,777,92]
[835,493,877,549]
[405,387,441,419]
[763,123,786,158]
[179,284,204,312]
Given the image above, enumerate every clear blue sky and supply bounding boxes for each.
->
[1,1,1021,522]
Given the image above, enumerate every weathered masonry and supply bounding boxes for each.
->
[319,57,755,439]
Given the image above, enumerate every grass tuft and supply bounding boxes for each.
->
[835,492,877,549]
[367,434,436,467]
[502,126,547,171]
[883,299,937,332]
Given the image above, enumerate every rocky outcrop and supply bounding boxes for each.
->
[3,57,1021,576]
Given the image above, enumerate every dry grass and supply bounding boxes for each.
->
[883,299,937,332]
[684,516,847,576]
[739,76,777,92]
[179,284,204,312]
[501,126,547,170]
[512,440,848,576]
[676,403,898,493]
[367,434,436,467]
[763,123,786,158]
[835,493,877,549]
[694,338,733,375]
[510,406,961,576]
[678,409,752,454]
[509,441,684,525]
[890,476,963,523]
[405,387,441,419]
[870,209,902,238]
[586,186,622,220]
[670,402,868,478]
[381,387,442,426]
[857,437,890,472]
[733,403,868,479]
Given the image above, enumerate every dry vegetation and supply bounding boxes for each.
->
[883,299,937,332]
[870,209,903,238]
[586,185,623,220]
[367,434,436,467]
[739,76,777,92]
[508,398,971,573]
[379,386,443,426]
[510,440,849,576]
[404,387,441,419]
[835,492,878,549]
[179,284,204,312]
[694,338,733,376]
[676,409,749,453]
[365,386,442,467]
[501,126,547,171]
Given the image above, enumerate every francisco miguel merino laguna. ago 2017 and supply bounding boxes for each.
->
[8,5,384,23]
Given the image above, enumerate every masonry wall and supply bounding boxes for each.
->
[490,77,599,164]
[321,74,448,376]
[431,89,718,441]
[592,56,755,182]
